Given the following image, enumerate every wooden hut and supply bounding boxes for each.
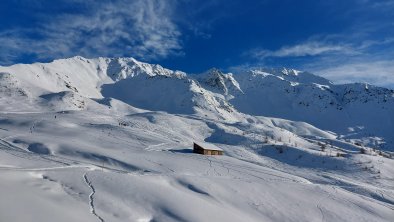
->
[193,142,223,155]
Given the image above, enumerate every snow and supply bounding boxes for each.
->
[0,56,393,221]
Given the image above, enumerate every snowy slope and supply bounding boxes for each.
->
[0,57,393,222]
[226,68,394,151]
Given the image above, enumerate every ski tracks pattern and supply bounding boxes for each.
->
[83,173,105,222]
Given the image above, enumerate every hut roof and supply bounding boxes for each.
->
[194,142,223,151]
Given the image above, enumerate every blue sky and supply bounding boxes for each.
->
[1,0,394,88]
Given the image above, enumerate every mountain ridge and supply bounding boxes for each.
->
[1,56,393,151]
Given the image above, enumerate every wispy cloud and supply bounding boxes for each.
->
[370,0,394,9]
[250,41,353,58]
[312,60,394,88]
[0,0,182,65]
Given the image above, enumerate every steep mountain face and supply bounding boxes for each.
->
[0,57,237,119]
[0,57,393,150]
[194,68,243,97]
[226,68,394,150]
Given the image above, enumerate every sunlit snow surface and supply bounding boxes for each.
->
[0,57,393,221]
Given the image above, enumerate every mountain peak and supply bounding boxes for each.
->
[281,67,300,76]
[196,68,243,96]
[242,67,332,86]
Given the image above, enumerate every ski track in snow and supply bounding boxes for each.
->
[145,142,167,151]
[316,187,332,222]
[0,165,91,171]
[83,173,105,222]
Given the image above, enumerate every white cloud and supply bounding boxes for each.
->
[311,60,394,88]
[371,0,394,8]
[251,41,354,58]
[0,0,182,64]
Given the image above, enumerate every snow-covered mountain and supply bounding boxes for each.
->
[214,68,394,151]
[0,56,393,222]
[2,56,392,150]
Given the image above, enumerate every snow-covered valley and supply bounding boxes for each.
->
[0,56,393,222]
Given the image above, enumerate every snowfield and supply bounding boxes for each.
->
[0,56,393,222]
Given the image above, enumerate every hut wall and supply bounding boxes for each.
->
[193,143,223,155]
